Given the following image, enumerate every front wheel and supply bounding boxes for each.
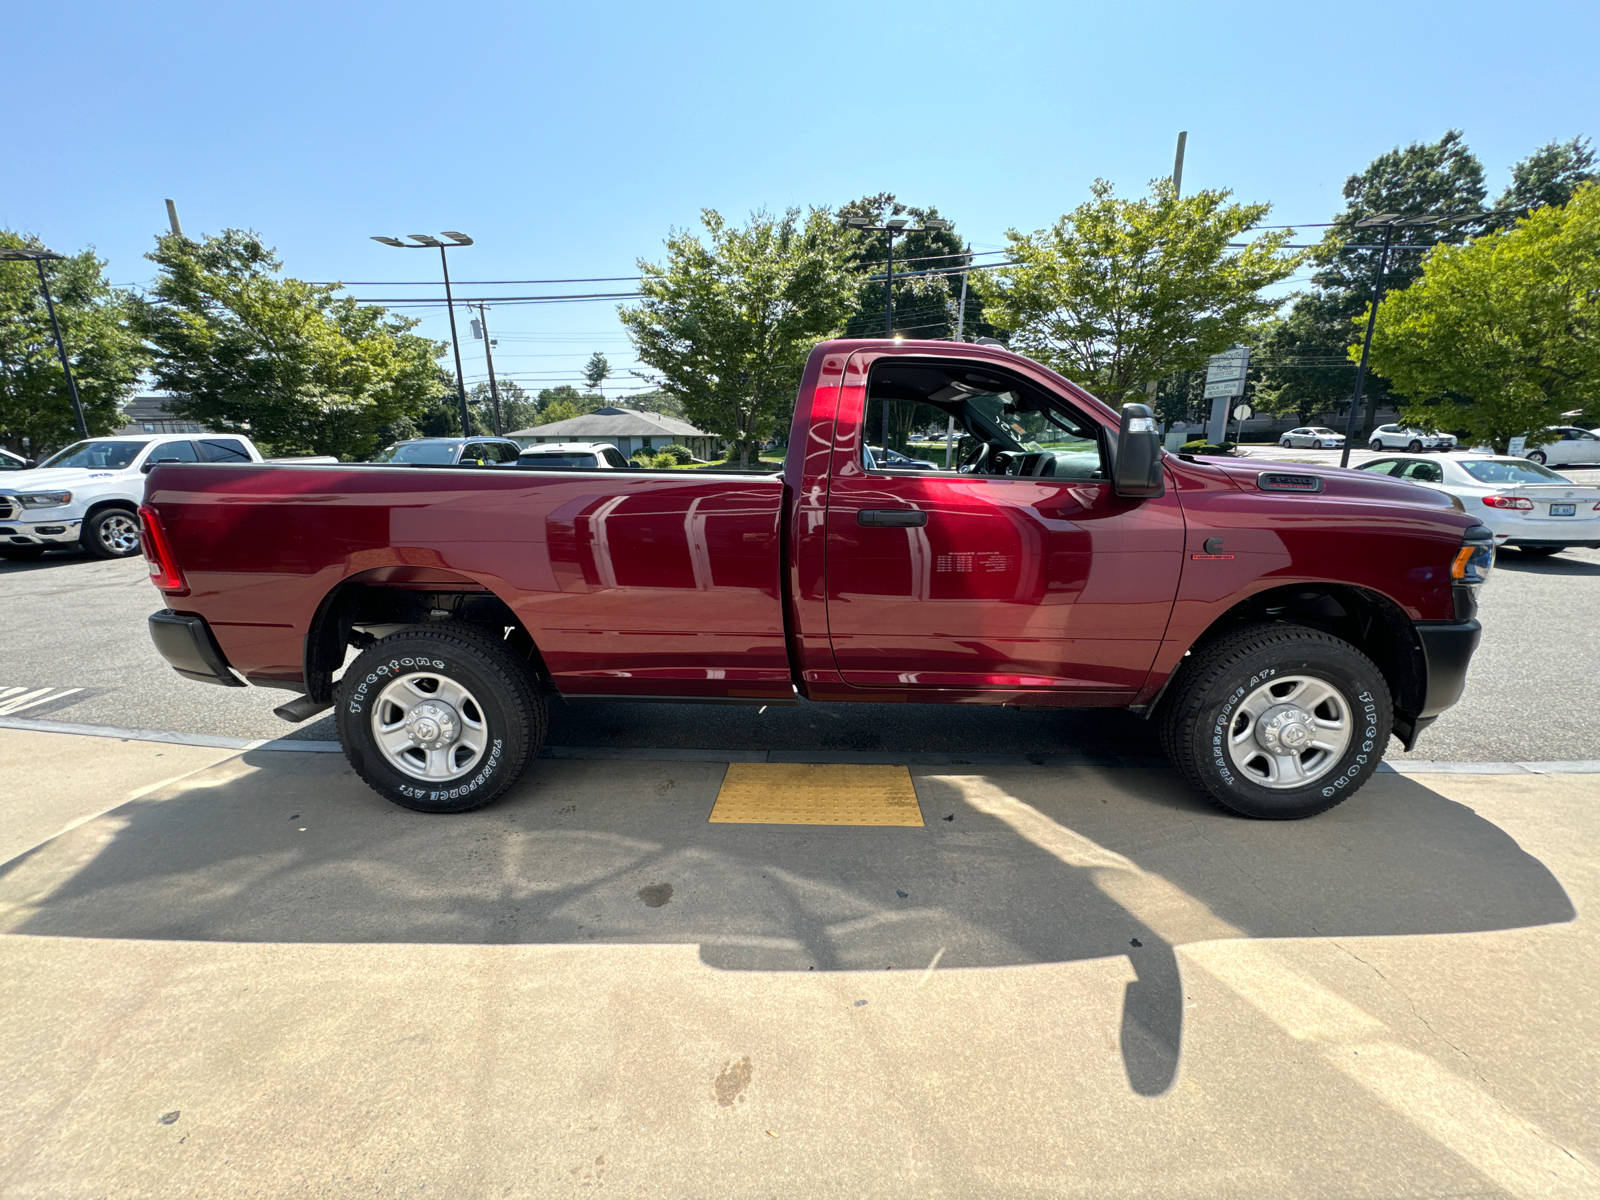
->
[1369,440,1383,451]
[83,508,142,559]
[1311,439,1323,449]
[1407,440,1423,453]
[336,623,547,813]
[1159,623,1392,819]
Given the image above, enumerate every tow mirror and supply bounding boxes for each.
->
[1111,403,1164,498]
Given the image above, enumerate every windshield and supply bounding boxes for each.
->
[1460,459,1568,485]
[371,442,459,465]
[38,440,150,470]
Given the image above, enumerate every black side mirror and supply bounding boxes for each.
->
[23,459,35,469]
[1111,403,1164,498]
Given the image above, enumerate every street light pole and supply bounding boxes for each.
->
[0,247,89,441]
[371,232,476,438]
[840,215,951,339]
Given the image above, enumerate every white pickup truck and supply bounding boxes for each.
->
[0,433,265,561]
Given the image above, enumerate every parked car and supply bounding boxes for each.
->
[142,339,1490,822]
[865,445,939,469]
[1368,424,1456,452]
[0,433,266,561]
[515,443,631,470]
[1519,427,1600,469]
[1,448,35,471]
[369,437,523,466]
[1355,453,1600,555]
[1277,427,1346,449]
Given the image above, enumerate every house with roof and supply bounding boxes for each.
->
[507,406,721,461]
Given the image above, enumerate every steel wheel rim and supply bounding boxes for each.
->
[371,671,490,782]
[100,513,141,554]
[1224,674,1353,790]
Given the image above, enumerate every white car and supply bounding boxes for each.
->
[1,448,36,472]
[1520,427,1600,469]
[1355,453,1600,555]
[0,433,263,561]
[1368,424,1457,452]
[1277,427,1346,449]
[513,442,632,470]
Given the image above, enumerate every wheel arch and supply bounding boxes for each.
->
[302,568,552,704]
[1154,581,1426,735]
[82,497,139,521]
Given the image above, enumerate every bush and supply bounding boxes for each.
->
[656,442,695,464]
[1179,440,1236,455]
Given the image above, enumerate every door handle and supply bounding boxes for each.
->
[857,508,928,527]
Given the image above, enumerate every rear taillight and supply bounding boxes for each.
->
[138,504,187,594]
[1481,495,1534,510]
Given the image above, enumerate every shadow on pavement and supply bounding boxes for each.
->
[1493,551,1600,577]
[0,753,1573,1098]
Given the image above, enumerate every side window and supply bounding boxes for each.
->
[150,441,198,463]
[863,360,1106,482]
[491,441,520,462]
[603,448,629,468]
[1355,460,1401,475]
[198,438,250,463]
[1398,461,1443,483]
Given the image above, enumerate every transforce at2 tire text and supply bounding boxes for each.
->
[336,623,547,814]
[1159,623,1392,819]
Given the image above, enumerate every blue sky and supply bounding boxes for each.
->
[4,0,1595,398]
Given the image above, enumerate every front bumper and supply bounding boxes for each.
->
[148,610,246,687]
[0,518,82,547]
[1415,619,1482,719]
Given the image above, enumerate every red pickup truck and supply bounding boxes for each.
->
[140,339,1491,820]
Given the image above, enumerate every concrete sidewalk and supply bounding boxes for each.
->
[0,727,1595,1198]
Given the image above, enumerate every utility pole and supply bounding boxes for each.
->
[165,200,183,237]
[1340,216,1398,468]
[1173,131,1188,197]
[470,303,503,435]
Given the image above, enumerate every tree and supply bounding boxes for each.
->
[1366,184,1600,453]
[134,230,446,460]
[625,388,686,419]
[836,194,996,342]
[621,207,859,466]
[975,179,1301,407]
[1492,137,1597,223]
[470,378,538,432]
[583,352,610,394]
[0,231,146,456]
[1259,131,1489,437]
[538,398,580,424]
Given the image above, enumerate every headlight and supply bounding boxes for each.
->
[17,491,72,508]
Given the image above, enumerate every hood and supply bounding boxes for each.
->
[0,466,132,493]
[1182,454,1472,518]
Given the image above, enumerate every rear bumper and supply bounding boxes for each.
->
[0,519,82,547]
[148,610,246,687]
[1415,619,1482,718]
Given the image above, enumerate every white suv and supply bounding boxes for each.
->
[1368,424,1457,452]
[0,434,262,561]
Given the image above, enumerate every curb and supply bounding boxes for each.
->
[3,715,1598,776]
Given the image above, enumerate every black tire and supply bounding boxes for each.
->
[1407,439,1422,452]
[1518,545,1563,557]
[83,507,143,559]
[336,623,546,813]
[1159,623,1392,819]
[1369,440,1383,451]
[0,545,47,561]
[1527,450,1547,465]
[1311,440,1323,449]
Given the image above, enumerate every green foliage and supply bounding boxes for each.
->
[1367,184,1600,453]
[1492,137,1597,224]
[628,443,695,468]
[583,351,610,391]
[836,195,994,342]
[469,378,539,433]
[539,398,580,424]
[1180,440,1235,454]
[975,179,1301,407]
[625,388,686,419]
[621,207,859,466]
[654,441,694,463]
[0,231,147,455]
[1256,131,1490,434]
[135,231,447,460]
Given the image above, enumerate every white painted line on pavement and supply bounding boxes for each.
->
[3,715,1599,774]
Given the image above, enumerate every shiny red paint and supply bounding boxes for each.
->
[146,338,1476,710]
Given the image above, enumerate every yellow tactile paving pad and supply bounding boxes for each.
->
[709,763,925,826]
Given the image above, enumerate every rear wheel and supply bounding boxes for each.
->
[337,623,547,813]
[1527,450,1547,464]
[1159,623,1391,819]
[83,508,142,559]
[0,545,46,561]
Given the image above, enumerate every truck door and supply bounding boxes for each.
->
[822,352,1184,698]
